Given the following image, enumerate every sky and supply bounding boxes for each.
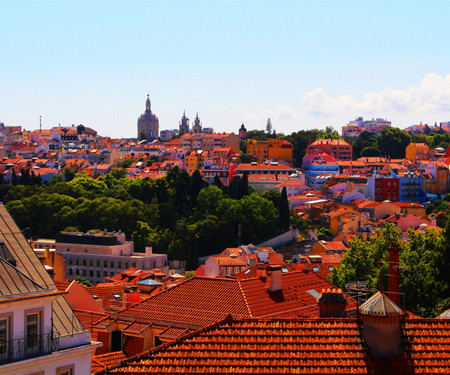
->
[1,1,450,138]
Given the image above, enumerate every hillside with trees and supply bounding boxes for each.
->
[2,168,290,270]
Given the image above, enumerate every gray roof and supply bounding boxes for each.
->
[0,204,85,336]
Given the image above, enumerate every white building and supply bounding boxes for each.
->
[32,231,168,285]
[0,204,100,375]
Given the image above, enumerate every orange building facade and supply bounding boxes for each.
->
[247,138,293,164]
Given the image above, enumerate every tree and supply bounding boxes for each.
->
[63,167,75,182]
[190,170,207,202]
[131,221,153,252]
[74,276,93,287]
[241,172,249,197]
[239,153,258,163]
[351,131,378,159]
[316,228,333,240]
[279,187,290,232]
[377,127,411,159]
[266,118,272,135]
[138,130,146,141]
[361,146,381,157]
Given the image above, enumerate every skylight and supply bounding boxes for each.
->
[244,269,252,275]
[312,266,320,272]
[281,267,289,273]
[307,289,320,298]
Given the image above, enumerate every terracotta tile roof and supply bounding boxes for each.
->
[84,283,126,310]
[106,317,450,374]
[55,281,71,291]
[122,322,152,335]
[73,309,109,330]
[118,272,356,327]
[92,351,128,374]
[158,327,191,341]
[211,256,246,266]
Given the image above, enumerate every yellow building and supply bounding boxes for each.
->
[185,150,208,171]
[405,143,430,162]
[247,139,293,165]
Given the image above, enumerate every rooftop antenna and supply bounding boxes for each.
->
[39,115,42,134]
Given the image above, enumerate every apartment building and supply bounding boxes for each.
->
[306,139,353,161]
[31,231,168,285]
[0,204,99,375]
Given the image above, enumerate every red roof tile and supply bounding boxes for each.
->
[106,317,450,374]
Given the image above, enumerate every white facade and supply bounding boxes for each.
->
[33,234,168,285]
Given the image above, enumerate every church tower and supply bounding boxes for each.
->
[137,94,159,140]
[192,112,202,134]
[179,111,190,134]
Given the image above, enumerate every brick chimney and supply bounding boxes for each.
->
[266,265,282,292]
[388,247,400,305]
[317,288,347,318]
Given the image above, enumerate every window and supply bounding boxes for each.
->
[97,270,100,278]
[82,269,86,277]
[26,313,39,348]
[97,260,100,267]
[56,365,74,375]
[68,258,73,265]
[89,260,93,267]
[0,318,9,354]
[90,270,93,277]
[110,261,114,269]
[104,261,107,268]
[82,259,86,266]
[125,262,129,269]
[75,259,79,266]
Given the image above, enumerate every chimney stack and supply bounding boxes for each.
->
[266,265,282,292]
[388,247,400,305]
[317,288,347,318]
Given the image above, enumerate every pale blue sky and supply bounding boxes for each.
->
[1,1,450,138]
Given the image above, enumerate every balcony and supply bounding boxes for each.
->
[0,333,59,365]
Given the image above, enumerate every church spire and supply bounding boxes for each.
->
[146,94,151,112]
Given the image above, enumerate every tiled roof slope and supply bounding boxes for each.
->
[107,317,450,375]
[120,272,356,326]
[91,351,128,374]
[73,309,109,330]
[120,277,250,326]
[0,204,84,336]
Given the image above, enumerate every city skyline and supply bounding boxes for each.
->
[2,1,450,138]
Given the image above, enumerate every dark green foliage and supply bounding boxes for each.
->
[279,187,290,232]
[350,131,379,159]
[239,139,247,153]
[239,153,258,163]
[361,146,381,157]
[63,167,75,182]
[376,127,411,159]
[246,130,268,140]
[74,275,93,287]
[330,223,449,317]
[285,127,341,167]
[316,228,333,240]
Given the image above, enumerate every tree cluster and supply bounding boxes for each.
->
[330,223,450,317]
[3,167,290,270]
[350,127,412,159]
